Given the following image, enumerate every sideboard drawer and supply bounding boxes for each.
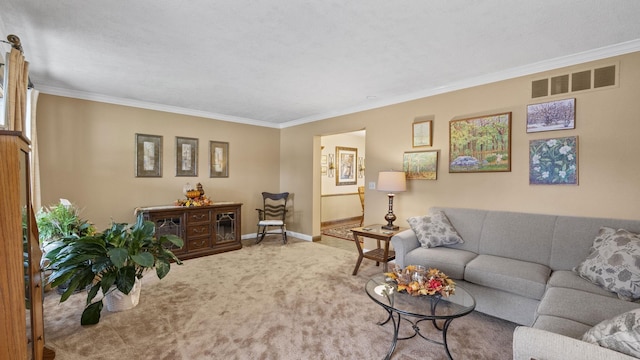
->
[187,237,211,251]
[187,210,210,224]
[187,224,210,237]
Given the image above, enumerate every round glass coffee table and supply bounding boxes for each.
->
[365,274,476,360]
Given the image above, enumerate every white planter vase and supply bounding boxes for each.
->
[104,278,141,312]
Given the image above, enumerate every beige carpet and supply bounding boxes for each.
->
[43,238,517,359]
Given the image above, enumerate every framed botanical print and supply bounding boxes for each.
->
[530,136,578,185]
[176,136,198,177]
[135,133,162,177]
[335,146,357,186]
[209,141,229,178]
[412,120,433,147]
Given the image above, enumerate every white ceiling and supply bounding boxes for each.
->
[2,1,640,128]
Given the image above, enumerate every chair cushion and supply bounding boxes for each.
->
[258,220,284,226]
[464,254,551,300]
[574,227,640,301]
[582,308,640,358]
[406,210,464,248]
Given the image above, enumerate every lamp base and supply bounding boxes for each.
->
[381,224,399,231]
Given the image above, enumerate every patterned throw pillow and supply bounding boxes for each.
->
[574,228,640,301]
[582,308,640,357]
[407,211,464,248]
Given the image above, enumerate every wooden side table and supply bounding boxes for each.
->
[351,225,407,275]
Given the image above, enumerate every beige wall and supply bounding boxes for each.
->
[36,51,640,240]
[36,96,281,233]
[283,52,640,239]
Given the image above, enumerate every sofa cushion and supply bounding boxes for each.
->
[407,210,464,248]
[532,314,592,339]
[537,287,640,327]
[404,247,477,279]
[464,255,551,300]
[547,270,617,298]
[582,309,640,358]
[574,228,640,301]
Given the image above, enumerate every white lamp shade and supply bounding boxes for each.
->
[377,171,407,192]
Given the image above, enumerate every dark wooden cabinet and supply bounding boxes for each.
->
[138,203,242,260]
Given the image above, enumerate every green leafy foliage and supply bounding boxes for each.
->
[36,202,96,245]
[45,214,183,325]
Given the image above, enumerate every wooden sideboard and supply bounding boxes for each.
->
[137,203,243,260]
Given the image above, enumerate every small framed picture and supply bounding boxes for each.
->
[412,120,433,147]
[403,150,438,180]
[135,133,163,177]
[176,137,198,177]
[209,141,229,178]
[335,146,358,186]
[527,98,576,133]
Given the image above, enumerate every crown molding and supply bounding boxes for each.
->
[35,85,281,129]
[280,39,640,128]
[36,39,640,129]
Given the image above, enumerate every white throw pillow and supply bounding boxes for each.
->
[406,211,463,248]
[582,308,640,357]
[574,227,640,301]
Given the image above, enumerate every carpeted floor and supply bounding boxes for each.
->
[42,238,517,359]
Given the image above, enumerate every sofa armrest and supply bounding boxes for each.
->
[390,229,420,268]
[513,326,637,360]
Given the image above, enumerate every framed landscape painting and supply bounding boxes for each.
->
[335,146,357,186]
[527,98,576,133]
[529,136,578,185]
[449,112,511,173]
[403,150,438,180]
[135,133,162,177]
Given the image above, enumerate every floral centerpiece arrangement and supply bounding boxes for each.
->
[385,265,456,297]
[175,183,212,207]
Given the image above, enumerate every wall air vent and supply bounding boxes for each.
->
[531,63,618,99]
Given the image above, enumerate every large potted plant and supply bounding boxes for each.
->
[44,215,184,325]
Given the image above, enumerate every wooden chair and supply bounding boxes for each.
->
[256,192,289,244]
[358,186,365,226]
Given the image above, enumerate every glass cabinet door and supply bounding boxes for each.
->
[215,211,236,244]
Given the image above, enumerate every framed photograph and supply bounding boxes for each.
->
[209,141,229,178]
[135,133,163,177]
[403,150,438,180]
[335,146,358,186]
[449,112,511,173]
[527,98,576,133]
[530,136,578,185]
[413,120,433,147]
[176,137,198,177]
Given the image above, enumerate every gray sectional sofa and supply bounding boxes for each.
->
[390,207,640,360]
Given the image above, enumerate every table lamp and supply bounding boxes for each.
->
[377,170,407,230]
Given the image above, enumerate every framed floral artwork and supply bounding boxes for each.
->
[403,150,438,180]
[449,112,511,173]
[135,133,162,177]
[529,136,578,185]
